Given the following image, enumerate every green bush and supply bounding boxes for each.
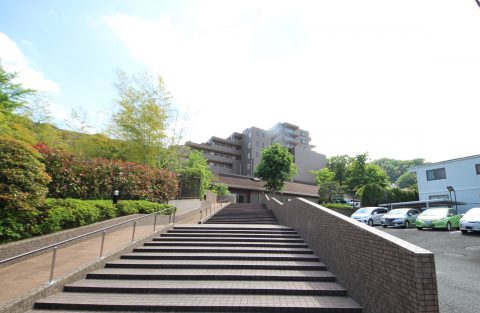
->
[322,203,356,210]
[0,137,51,242]
[116,200,175,215]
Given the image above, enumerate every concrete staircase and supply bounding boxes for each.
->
[205,203,278,224]
[29,204,361,313]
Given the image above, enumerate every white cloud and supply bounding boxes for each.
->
[102,0,480,162]
[0,32,60,93]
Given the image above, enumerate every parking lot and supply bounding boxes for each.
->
[380,226,480,313]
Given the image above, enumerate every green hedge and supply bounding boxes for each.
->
[322,203,356,210]
[1,199,176,243]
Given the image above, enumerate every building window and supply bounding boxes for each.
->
[429,195,449,200]
[301,131,306,137]
[262,143,265,148]
[248,132,251,138]
[256,141,258,147]
[247,153,250,159]
[248,142,251,148]
[300,139,306,144]
[256,151,258,157]
[247,163,250,170]
[426,168,446,181]
[476,164,480,174]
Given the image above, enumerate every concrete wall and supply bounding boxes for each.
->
[168,199,201,215]
[264,196,439,313]
[294,148,327,184]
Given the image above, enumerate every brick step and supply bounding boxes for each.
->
[64,279,346,296]
[133,246,313,254]
[153,236,305,243]
[172,225,293,230]
[120,252,319,261]
[205,219,278,222]
[106,259,326,270]
[35,293,361,312]
[160,233,300,238]
[167,229,296,234]
[144,241,309,248]
[204,221,279,224]
[86,268,335,281]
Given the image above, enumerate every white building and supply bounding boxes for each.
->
[409,155,480,213]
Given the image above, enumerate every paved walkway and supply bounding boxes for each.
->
[0,210,206,308]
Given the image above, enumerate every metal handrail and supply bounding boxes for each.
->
[0,210,173,267]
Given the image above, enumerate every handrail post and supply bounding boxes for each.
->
[49,247,58,284]
[131,221,136,243]
[153,214,157,232]
[169,213,172,224]
[99,231,106,259]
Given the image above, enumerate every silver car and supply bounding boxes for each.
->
[460,207,480,234]
[351,207,388,226]
[381,208,420,228]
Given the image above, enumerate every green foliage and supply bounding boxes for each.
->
[346,153,389,194]
[327,155,352,186]
[311,168,335,185]
[385,188,419,203]
[111,70,171,167]
[40,199,175,234]
[322,203,356,210]
[317,180,344,204]
[0,63,35,126]
[210,183,231,196]
[255,143,298,194]
[0,209,41,242]
[372,158,425,183]
[359,183,387,206]
[396,172,418,189]
[179,150,214,199]
[35,144,178,201]
[0,137,51,211]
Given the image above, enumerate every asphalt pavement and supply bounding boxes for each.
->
[380,226,480,313]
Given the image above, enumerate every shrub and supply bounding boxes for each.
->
[322,203,356,210]
[359,183,386,206]
[34,144,179,201]
[210,183,231,196]
[0,137,51,211]
[0,137,51,242]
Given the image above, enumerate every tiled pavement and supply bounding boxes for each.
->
[28,203,362,313]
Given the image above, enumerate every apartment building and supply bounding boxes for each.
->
[185,122,326,184]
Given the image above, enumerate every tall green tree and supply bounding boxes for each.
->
[396,172,418,189]
[255,143,298,195]
[111,70,170,166]
[179,150,215,199]
[346,153,389,194]
[327,155,352,186]
[0,63,35,126]
[311,168,335,185]
[372,158,425,183]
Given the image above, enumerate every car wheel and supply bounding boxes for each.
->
[405,221,410,228]
[461,229,468,234]
[446,222,452,231]
[368,219,374,226]
[417,227,422,230]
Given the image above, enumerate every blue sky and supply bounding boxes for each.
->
[1,0,480,162]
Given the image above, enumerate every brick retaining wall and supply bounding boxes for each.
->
[264,196,439,313]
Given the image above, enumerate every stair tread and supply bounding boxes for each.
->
[146,240,307,246]
[154,236,303,241]
[108,259,324,266]
[89,268,334,277]
[122,252,319,258]
[68,279,345,291]
[36,293,361,309]
[135,246,312,252]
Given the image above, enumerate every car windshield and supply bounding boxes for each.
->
[464,208,480,217]
[355,208,374,214]
[386,209,409,216]
[422,209,448,217]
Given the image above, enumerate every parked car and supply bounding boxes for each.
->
[416,208,461,231]
[460,207,480,234]
[351,207,388,226]
[381,208,420,228]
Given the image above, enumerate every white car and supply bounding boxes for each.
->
[351,207,389,226]
[460,207,480,234]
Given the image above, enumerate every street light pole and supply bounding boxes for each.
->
[446,186,457,211]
